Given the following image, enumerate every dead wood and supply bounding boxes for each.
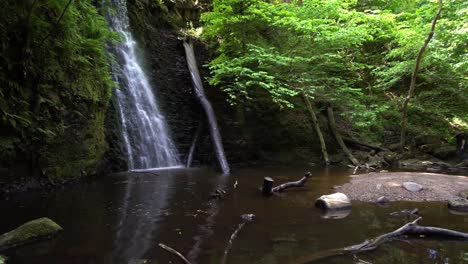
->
[158,243,193,264]
[342,137,384,151]
[271,172,311,193]
[327,106,360,166]
[294,217,468,264]
[302,94,330,166]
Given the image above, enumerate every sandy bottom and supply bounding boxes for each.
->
[338,172,468,202]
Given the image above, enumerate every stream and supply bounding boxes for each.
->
[1,165,467,264]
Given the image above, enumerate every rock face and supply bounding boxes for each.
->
[315,192,352,210]
[448,198,468,212]
[402,182,423,192]
[0,218,62,250]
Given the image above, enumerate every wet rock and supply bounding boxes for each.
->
[241,214,255,222]
[397,159,428,171]
[448,198,468,212]
[320,208,352,219]
[419,143,441,154]
[390,208,419,217]
[315,192,351,210]
[0,218,63,250]
[433,145,457,160]
[376,196,390,204]
[378,151,398,164]
[402,182,423,192]
[455,160,468,168]
[459,190,468,199]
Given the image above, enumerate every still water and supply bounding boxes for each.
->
[1,165,467,264]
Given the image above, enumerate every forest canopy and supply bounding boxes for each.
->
[201,0,468,142]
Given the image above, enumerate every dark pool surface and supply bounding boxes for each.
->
[1,165,468,264]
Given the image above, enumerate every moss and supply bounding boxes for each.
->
[0,255,6,264]
[0,218,63,249]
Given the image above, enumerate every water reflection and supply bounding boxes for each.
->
[187,173,229,263]
[112,169,178,263]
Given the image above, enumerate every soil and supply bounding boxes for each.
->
[338,172,468,202]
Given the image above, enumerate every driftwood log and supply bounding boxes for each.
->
[263,172,311,196]
[293,217,468,264]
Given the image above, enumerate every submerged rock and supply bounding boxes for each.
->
[0,217,62,250]
[376,196,390,204]
[402,182,423,192]
[448,198,468,212]
[315,192,351,210]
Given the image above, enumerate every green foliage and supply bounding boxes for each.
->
[202,0,468,143]
[0,0,115,178]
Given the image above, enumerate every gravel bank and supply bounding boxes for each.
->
[338,172,468,202]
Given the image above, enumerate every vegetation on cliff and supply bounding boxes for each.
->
[201,0,468,145]
[0,0,115,179]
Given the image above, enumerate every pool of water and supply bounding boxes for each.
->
[1,165,468,264]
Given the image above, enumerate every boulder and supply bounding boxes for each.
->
[0,217,62,250]
[397,159,428,171]
[402,182,423,192]
[433,145,457,160]
[459,190,468,199]
[448,198,468,212]
[315,192,351,210]
[413,135,440,147]
[0,255,6,264]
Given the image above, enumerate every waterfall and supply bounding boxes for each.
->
[182,40,230,175]
[108,0,180,169]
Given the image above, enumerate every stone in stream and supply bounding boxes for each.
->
[376,196,390,204]
[402,182,423,192]
[0,217,62,250]
[315,192,351,210]
[448,198,468,212]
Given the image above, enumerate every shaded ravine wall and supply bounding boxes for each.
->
[119,0,325,168]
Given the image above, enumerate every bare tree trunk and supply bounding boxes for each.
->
[400,0,443,150]
[327,106,359,166]
[302,94,330,166]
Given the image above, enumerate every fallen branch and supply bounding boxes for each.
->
[272,172,312,193]
[158,243,193,264]
[294,217,468,264]
[342,137,384,151]
[262,172,312,195]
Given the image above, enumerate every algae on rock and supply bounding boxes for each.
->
[0,217,63,250]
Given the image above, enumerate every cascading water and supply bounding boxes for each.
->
[183,40,230,175]
[108,0,180,169]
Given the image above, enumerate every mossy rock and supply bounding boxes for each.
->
[0,218,63,250]
[0,255,6,264]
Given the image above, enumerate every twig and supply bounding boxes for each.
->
[158,243,193,264]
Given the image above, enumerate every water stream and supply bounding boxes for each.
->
[183,40,230,175]
[1,166,467,264]
[108,0,180,170]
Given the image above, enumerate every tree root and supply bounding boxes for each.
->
[294,217,468,264]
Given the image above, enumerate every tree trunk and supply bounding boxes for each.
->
[302,94,330,166]
[327,106,359,166]
[400,0,443,150]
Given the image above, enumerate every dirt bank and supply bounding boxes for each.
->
[338,172,468,202]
